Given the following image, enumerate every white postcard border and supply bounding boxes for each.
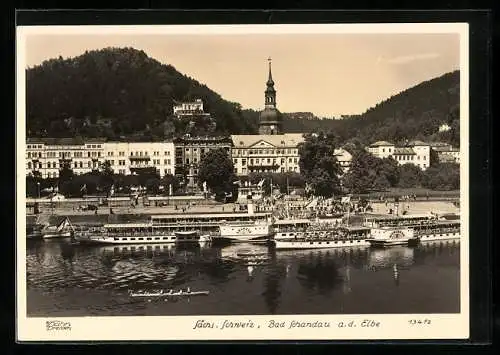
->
[16,23,470,342]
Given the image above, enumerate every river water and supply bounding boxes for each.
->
[25,239,460,316]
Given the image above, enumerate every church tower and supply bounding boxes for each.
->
[259,58,282,135]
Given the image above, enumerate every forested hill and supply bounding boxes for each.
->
[284,70,461,147]
[26,48,459,147]
[26,47,259,140]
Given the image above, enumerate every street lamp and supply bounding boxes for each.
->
[36,182,40,199]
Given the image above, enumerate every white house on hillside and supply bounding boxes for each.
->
[366,140,431,170]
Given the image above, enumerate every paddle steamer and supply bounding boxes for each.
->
[73,210,273,245]
[272,218,372,250]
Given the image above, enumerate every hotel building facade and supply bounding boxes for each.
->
[25,138,175,179]
[231,133,304,176]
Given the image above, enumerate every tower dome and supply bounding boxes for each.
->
[259,57,283,135]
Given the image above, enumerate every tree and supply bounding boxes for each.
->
[308,168,340,197]
[58,163,74,195]
[175,165,189,190]
[398,164,425,188]
[373,174,391,190]
[145,177,161,195]
[298,132,342,197]
[198,148,237,196]
[99,160,115,197]
[161,174,180,195]
[343,149,393,193]
[26,171,43,197]
[423,163,460,190]
[379,157,400,187]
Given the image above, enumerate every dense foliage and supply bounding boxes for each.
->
[422,163,460,190]
[197,148,238,199]
[343,150,400,194]
[298,133,343,198]
[285,71,460,147]
[27,47,259,140]
[343,149,460,193]
[26,166,181,198]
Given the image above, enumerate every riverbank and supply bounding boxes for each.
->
[26,203,246,225]
[353,188,459,201]
[369,200,460,215]
[26,199,460,226]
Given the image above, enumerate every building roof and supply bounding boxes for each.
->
[27,137,85,146]
[393,147,416,155]
[429,141,452,147]
[369,140,394,147]
[231,133,305,148]
[173,135,233,144]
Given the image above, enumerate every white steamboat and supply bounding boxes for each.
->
[273,218,372,250]
[74,221,211,245]
[74,200,273,245]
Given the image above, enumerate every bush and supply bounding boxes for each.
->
[423,163,460,190]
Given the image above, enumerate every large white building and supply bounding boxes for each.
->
[173,99,209,118]
[104,141,175,177]
[231,134,304,176]
[25,138,175,178]
[430,143,460,164]
[366,141,395,159]
[366,140,431,170]
[26,138,106,178]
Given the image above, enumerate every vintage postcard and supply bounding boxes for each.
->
[16,23,469,341]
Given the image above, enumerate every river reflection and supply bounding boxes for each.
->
[26,239,460,316]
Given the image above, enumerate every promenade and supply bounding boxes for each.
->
[370,200,460,215]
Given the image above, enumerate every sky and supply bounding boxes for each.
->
[22,28,461,117]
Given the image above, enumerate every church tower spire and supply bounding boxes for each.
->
[259,57,282,135]
[265,57,276,109]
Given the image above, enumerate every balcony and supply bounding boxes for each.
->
[130,163,152,169]
[129,155,151,161]
[247,163,279,169]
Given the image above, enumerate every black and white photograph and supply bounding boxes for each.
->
[16,23,469,341]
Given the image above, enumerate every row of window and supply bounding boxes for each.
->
[29,158,175,170]
[233,148,298,156]
[128,151,171,157]
[243,166,298,174]
[106,151,126,157]
[233,157,298,165]
[394,155,427,161]
[27,151,101,158]
[27,161,99,169]
[36,168,173,177]
[181,147,228,154]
